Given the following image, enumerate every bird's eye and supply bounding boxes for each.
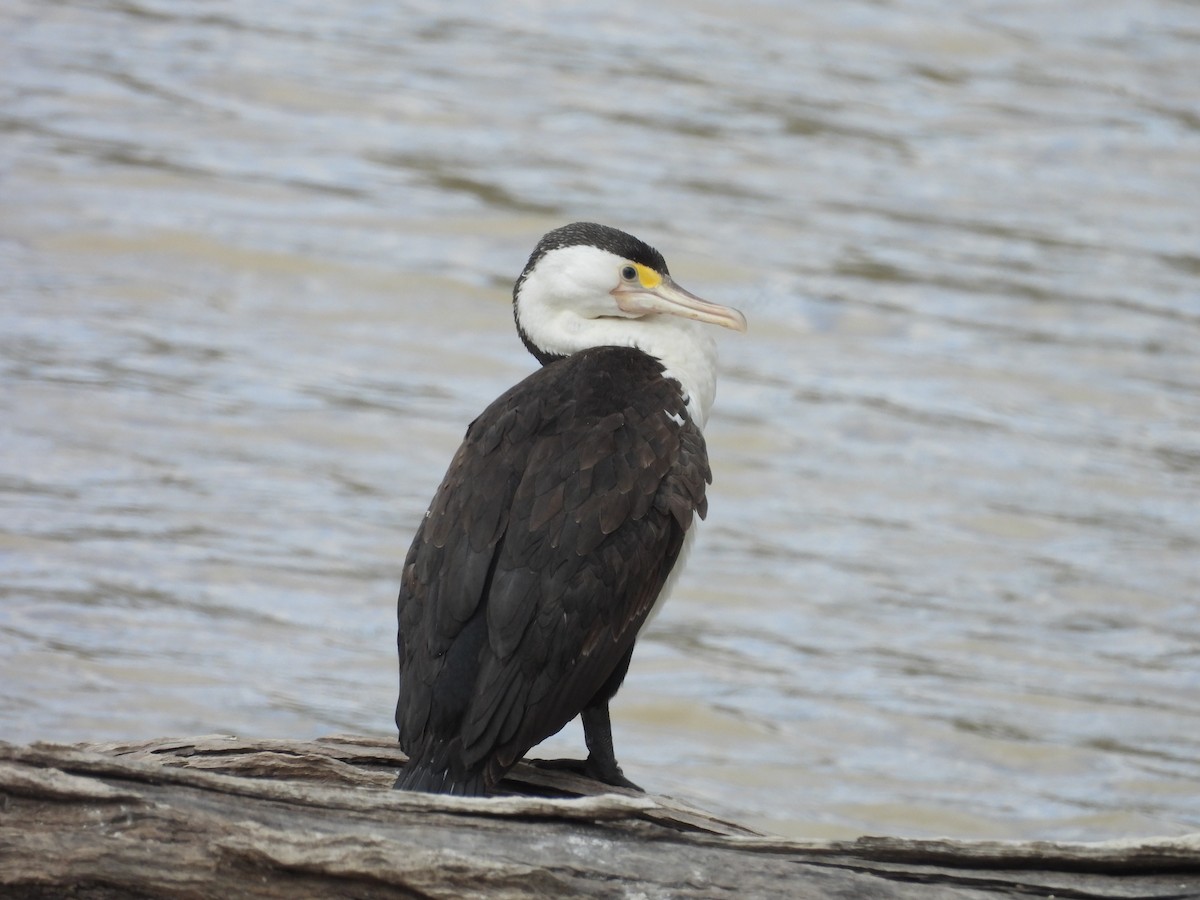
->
[621,265,638,281]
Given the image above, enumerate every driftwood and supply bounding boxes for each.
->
[1,736,1198,899]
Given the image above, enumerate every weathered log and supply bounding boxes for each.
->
[1,735,1197,899]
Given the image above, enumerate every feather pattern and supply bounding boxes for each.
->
[394,346,709,793]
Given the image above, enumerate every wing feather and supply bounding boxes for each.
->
[396,346,711,788]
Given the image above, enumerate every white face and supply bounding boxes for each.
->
[519,245,637,322]
[512,238,746,426]
[517,244,747,333]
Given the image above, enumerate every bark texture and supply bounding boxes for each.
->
[1,735,1197,899]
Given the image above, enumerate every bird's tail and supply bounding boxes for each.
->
[393,756,488,797]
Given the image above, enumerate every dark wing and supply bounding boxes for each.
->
[395,346,709,787]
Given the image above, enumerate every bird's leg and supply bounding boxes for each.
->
[529,644,642,791]
[529,703,643,791]
[580,703,643,791]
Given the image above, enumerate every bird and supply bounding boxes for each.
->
[393,222,746,796]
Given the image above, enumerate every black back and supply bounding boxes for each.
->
[395,345,709,793]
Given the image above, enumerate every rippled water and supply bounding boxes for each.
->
[3,0,1199,841]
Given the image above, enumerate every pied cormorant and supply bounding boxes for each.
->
[394,222,746,795]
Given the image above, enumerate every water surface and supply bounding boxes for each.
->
[2,0,1199,840]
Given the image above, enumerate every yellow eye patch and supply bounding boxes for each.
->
[632,262,662,289]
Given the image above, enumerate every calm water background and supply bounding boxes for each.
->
[3,0,1199,841]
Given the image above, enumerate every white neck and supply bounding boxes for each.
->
[519,308,720,427]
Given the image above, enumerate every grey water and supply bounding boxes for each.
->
[2,0,1198,840]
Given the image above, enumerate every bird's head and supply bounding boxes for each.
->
[513,222,747,366]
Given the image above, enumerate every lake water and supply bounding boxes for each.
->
[2,0,1198,841]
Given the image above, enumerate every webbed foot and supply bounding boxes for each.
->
[531,755,643,792]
